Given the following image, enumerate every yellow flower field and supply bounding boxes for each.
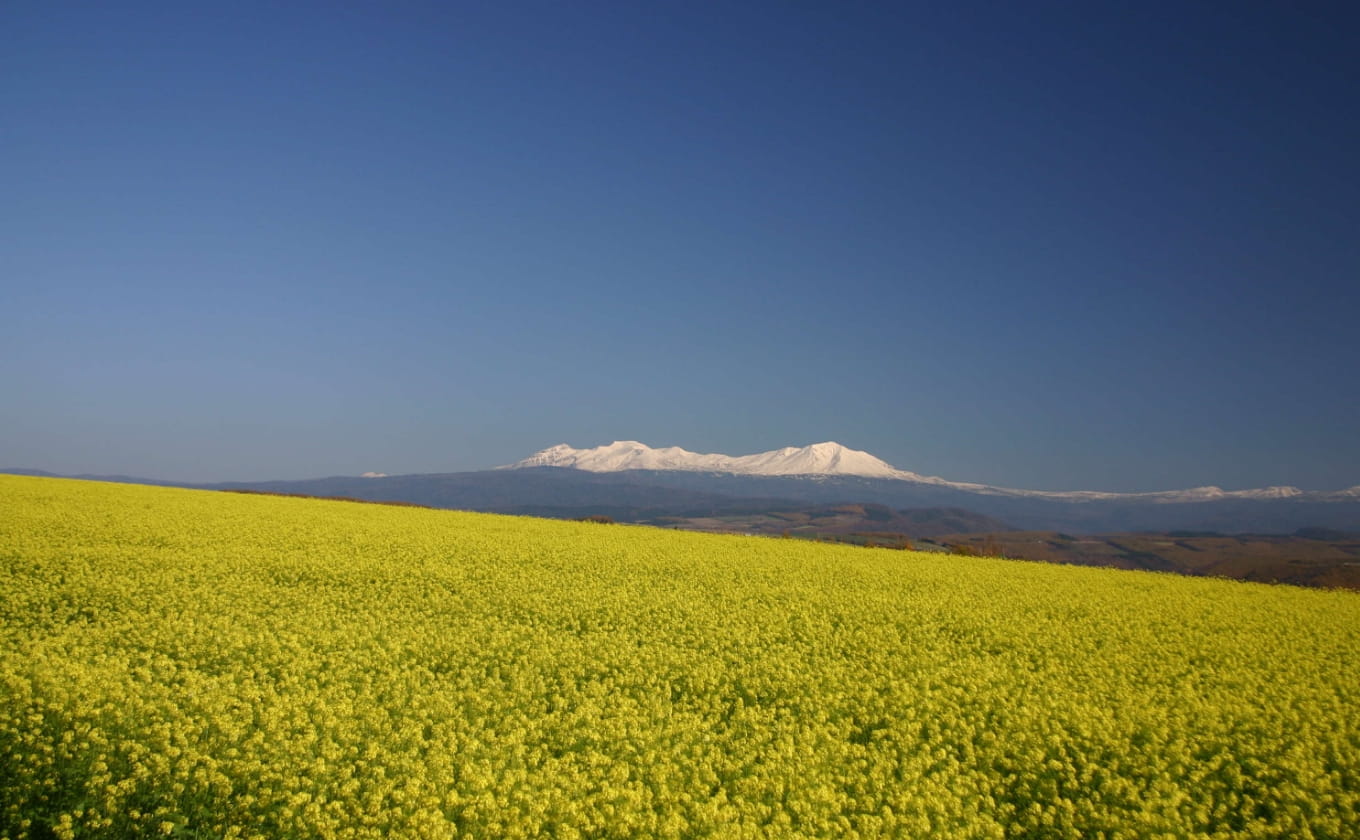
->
[1,474,1357,839]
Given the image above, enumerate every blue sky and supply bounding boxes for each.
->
[3,1,1357,491]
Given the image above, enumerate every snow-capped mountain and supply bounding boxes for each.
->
[506,440,920,479]
[504,441,1328,504]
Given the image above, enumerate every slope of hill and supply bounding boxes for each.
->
[649,504,1012,543]
[930,530,1360,590]
[2,474,1358,838]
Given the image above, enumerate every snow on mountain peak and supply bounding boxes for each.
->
[503,441,911,478]
[501,441,1350,502]
[1238,485,1304,499]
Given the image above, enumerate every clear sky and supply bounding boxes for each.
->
[3,1,1357,491]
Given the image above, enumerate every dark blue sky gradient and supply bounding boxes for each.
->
[3,1,1357,489]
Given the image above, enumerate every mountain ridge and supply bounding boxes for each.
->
[503,441,1352,504]
[504,440,916,480]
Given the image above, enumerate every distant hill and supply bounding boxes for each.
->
[202,468,802,520]
[928,530,1360,591]
[648,504,1011,543]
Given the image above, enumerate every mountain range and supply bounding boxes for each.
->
[6,440,1359,534]
[505,441,1360,503]
[506,440,910,479]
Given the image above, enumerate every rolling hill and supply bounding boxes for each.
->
[2,474,1358,838]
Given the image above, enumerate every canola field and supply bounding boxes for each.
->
[2,475,1358,839]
